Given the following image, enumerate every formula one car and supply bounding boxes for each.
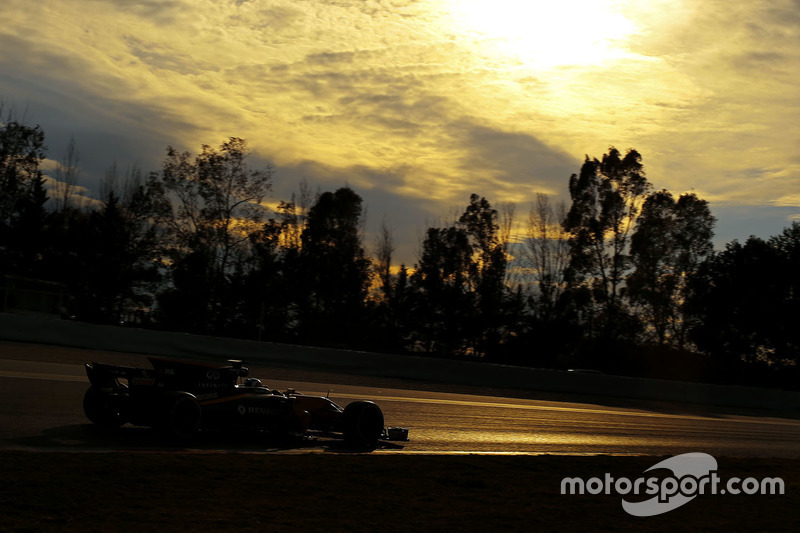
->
[83,358,409,449]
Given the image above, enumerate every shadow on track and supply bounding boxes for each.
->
[7,424,406,453]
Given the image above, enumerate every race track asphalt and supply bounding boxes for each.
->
[2,344,800,457]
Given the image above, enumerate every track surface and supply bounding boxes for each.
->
[2,350,800,457]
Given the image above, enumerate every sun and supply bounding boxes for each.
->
[445,0,639,69]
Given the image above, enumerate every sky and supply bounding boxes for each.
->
[2,0,799,264]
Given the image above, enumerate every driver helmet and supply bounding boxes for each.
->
[244,378,262,387]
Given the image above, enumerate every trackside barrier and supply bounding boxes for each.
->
[1,312,799,412]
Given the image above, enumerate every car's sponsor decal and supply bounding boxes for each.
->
[196,392,220,401]
[199,393,279,406]
[242,406,282,416]
[197,381,230,390]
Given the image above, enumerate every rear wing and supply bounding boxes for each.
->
[85,362,151,389]
[85,359,250,392]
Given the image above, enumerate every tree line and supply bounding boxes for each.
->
[1,112,798,388]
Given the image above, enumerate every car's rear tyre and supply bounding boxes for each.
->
[158,392,202,440]
[342,401,384,450]
[83,386,127,429]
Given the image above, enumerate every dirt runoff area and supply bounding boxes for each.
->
[0,452,798,532]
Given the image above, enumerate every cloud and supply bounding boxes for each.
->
[622,0,800,197]
[98,0,194,26]
[774,194,800,208]
[1,0,799,254]
[450,121,580,199]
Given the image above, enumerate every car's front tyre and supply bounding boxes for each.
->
[342,401,384,450]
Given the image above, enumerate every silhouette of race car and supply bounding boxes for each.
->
[83,358,409,449]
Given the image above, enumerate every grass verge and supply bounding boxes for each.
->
[1,452,798,532]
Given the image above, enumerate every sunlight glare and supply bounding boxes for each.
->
[446,0,639,69]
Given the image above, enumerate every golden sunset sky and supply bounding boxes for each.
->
[2,0,799,262]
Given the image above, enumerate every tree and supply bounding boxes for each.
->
[374,217,395,302]
[688,223,800,369]
[51,166,163,323]
[237,217,290,340]
[0,108,48,277]
[154,138,273,331]
[296,187,370,342]
[0,111,46,227]
[628,191,714,347]
[409,224,474,354]
[276,178,316,251]
[459,194,510,355]
[525,193,570,321]
[770,222,800,364]
[362,217,405,351]
[409,194,512,357]
[564,147,650,340]
[53,137,80,212]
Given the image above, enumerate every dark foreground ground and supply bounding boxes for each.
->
[1,452,798,532]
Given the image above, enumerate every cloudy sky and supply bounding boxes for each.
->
[2,0,799,263]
